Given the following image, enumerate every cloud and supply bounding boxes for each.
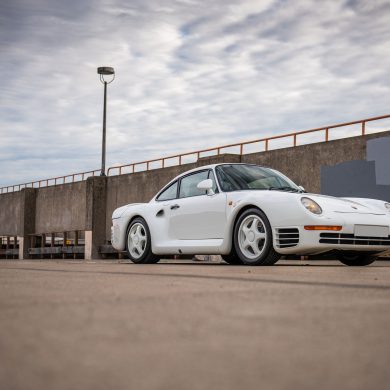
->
[0,0,390,186]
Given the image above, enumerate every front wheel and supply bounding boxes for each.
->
[233,208,281,266]
[126,218,160,264]
[221,249,243,265]
[338,253,376,266]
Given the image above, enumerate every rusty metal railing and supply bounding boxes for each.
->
[1,114,389,194]
[0,169,101,194]
[107,114,390,176]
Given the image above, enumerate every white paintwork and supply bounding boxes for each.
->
[197,179,214,195]
[111,164,390,257]
[169,193,227,240]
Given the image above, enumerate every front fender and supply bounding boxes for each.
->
[220,191,327,254]
[111,204,150,251]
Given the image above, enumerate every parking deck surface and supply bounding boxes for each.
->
[1,259,390,390]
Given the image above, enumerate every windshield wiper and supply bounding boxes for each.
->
[268,186,301,193]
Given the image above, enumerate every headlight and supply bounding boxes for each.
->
[301,197,322,215]
[385,203,390,211]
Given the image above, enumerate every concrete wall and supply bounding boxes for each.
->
[0,191,23,236]
[243,131,390,194]
[243,136,360,193]
[367,136,390,185]
[35,181,87,234]
[1,130,389,257]
[321,135,390,201]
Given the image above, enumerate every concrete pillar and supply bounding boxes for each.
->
[74,231,79,260]
[85,176,107,260]
[18,188,36,260]
[50,233,55,259]
[18,237,27,260]
[6,237,10,260]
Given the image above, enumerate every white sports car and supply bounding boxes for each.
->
[111,163,390,266]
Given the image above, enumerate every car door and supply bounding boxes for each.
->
[169,170,227,240]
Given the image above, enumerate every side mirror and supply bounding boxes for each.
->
[299,185,306,192]
[197,179,215,195]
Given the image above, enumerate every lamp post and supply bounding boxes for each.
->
[97,66,115,176]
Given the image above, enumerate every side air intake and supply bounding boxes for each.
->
[275,228,299,248]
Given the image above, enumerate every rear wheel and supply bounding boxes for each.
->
[233,208,281,266]
[338,253,376,266]
[126,218,160,264]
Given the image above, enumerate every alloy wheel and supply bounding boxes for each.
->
[237,215,267,259]
[128,223,147,259]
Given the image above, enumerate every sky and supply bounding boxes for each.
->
[1,0,390,186]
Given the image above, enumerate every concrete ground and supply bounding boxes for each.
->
[1,259,390,390]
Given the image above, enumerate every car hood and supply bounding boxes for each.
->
[304,194,386,215]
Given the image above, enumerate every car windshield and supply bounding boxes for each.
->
[216,164,302,192]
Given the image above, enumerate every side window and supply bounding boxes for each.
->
[179,171,209,198]
[157,181,178,201]
[208,170,219,193]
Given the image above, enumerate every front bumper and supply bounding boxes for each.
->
[273,224,390,255]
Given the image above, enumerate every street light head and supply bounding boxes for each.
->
[98,66,115,84]
[97,66,115,75]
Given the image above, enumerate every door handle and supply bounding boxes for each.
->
[170,204,180,210]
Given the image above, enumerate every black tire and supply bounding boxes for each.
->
[338,253,376,266]
[125,217,160,264]
[233,208,281,266]
[221,248,243,265]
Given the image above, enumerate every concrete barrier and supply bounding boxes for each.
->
[0,191,23,237]
[35,181,87,234]
[0,130,389,259]
[241,135,367,193]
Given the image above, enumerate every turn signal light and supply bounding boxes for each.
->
[304,226,342,231]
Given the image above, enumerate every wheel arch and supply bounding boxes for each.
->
[122,213,160,264]
[229,204,265,246]
[227,203,281,265]
[120,213,149,251]
[125,214,146,235]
